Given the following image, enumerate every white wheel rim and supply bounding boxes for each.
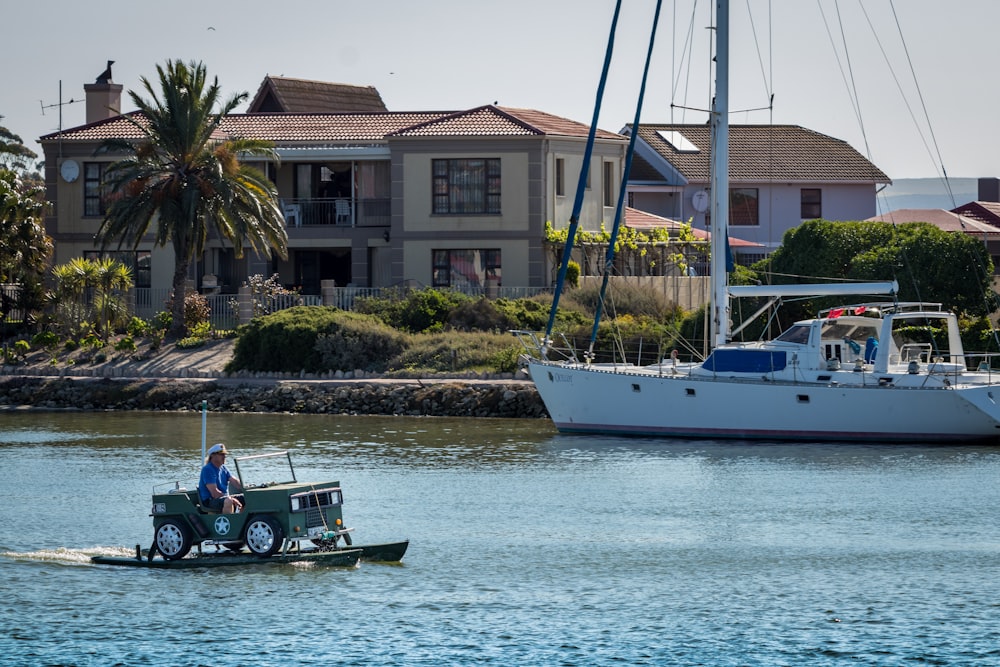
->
[157,524,183,556]
[246,521,275,554]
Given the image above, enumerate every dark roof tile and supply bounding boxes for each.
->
[631,123,890,183]
[247,76,387,114]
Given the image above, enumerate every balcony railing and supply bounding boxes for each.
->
[280,197,390,228]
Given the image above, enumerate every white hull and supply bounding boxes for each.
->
[528,359,1000,442]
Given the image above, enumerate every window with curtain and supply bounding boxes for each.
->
[432,249,502,288]
[432,159,501,214]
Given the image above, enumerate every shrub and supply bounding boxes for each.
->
[31,330,59,351]
[447,297,514,332]
[355,288,472,333]
[81,331,104,351]
[165,292,210,333]
[152,311,172,332]
[126,316,152,337]
[7,339,30,363]
[388,331,518,374]
[565,260,580,288]
[114,335,137,352]
[492,296,590,331]
[229,306,398,373]
[184,292,210,331]
[314,315,405,373]
[176,336,206,349]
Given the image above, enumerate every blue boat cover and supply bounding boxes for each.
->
[702,349,787,373]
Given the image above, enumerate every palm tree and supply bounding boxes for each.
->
[49,257,133,339]
[92,257,134,339]
[97,60,288,338]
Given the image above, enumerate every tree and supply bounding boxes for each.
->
[49,257,133,339]
[761,219,994,318]
[97,60,288,337]
[0,117,39,174]
[0,169,52,330]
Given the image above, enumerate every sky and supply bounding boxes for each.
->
[3,0,997,180]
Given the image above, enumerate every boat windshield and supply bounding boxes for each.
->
[775,324,811,345]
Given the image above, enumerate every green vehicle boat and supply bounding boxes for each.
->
[92,451,408,569]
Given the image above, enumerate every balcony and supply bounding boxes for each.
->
[280,197,390,228]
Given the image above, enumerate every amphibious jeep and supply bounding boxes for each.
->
[150,451,353,560]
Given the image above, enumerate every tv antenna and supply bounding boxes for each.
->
[40,80,82,157]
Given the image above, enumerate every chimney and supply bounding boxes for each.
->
[84,60,123,124]
[978,177,1000,203]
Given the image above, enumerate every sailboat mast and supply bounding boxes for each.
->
[709,0,731,348]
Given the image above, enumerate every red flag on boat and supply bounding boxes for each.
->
[854,306,867,315]
[828,308,844,318]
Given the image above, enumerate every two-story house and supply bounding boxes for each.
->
[624,123,890,262]
[40,70,627,297]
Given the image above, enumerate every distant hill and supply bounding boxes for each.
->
[878,177,980,213]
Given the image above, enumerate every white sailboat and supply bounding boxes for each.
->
[519,0,1000,442]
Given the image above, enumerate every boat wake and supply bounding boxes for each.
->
[2,545,137,565]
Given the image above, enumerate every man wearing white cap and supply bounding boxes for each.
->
[198,443,244,514]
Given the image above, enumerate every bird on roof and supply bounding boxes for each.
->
[96,60,114,84]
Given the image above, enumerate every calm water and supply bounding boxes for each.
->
[2,410,1000,666]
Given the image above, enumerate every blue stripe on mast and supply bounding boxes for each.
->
[543,0,623,345]
[588,0,664,357]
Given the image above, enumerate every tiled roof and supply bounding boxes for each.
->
[624,207,761,247]
[390,105,622,139]
[247,76,387,114]
[222,112,450,142]
[866,208,1000,235]
[952,200,1000,226]
[42,111,453,144]
[630,123,890,183]
[42,106,621,145]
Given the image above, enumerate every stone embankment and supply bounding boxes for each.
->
[0,375,547,419]
[0,338,549,418]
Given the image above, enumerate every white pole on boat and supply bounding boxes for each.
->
[710,0,731,349]
[200,399,207,462]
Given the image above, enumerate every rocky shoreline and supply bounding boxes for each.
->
[0,375,548,419]
[0,338,549,418]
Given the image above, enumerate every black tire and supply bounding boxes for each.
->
[244,515,284,557]
[155,519,192,560]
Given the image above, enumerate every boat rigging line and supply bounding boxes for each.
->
[587,0,665,361]
[543,0,622,348]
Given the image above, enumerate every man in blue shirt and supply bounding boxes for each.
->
[199,443,244,513]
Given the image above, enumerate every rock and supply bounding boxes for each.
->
[0,376,548,419]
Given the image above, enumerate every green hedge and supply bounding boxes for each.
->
[227,306,402,373]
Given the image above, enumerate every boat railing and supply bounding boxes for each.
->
[512,330,580,363]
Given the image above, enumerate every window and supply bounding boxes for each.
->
[555,158,565,197]
[432,249,501,288]
[432,159,501,214]
[84,162,108,216]
[730,188,759,226]
[83,250,152,288]
[602,161,615,207]
[801,188,822,219]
